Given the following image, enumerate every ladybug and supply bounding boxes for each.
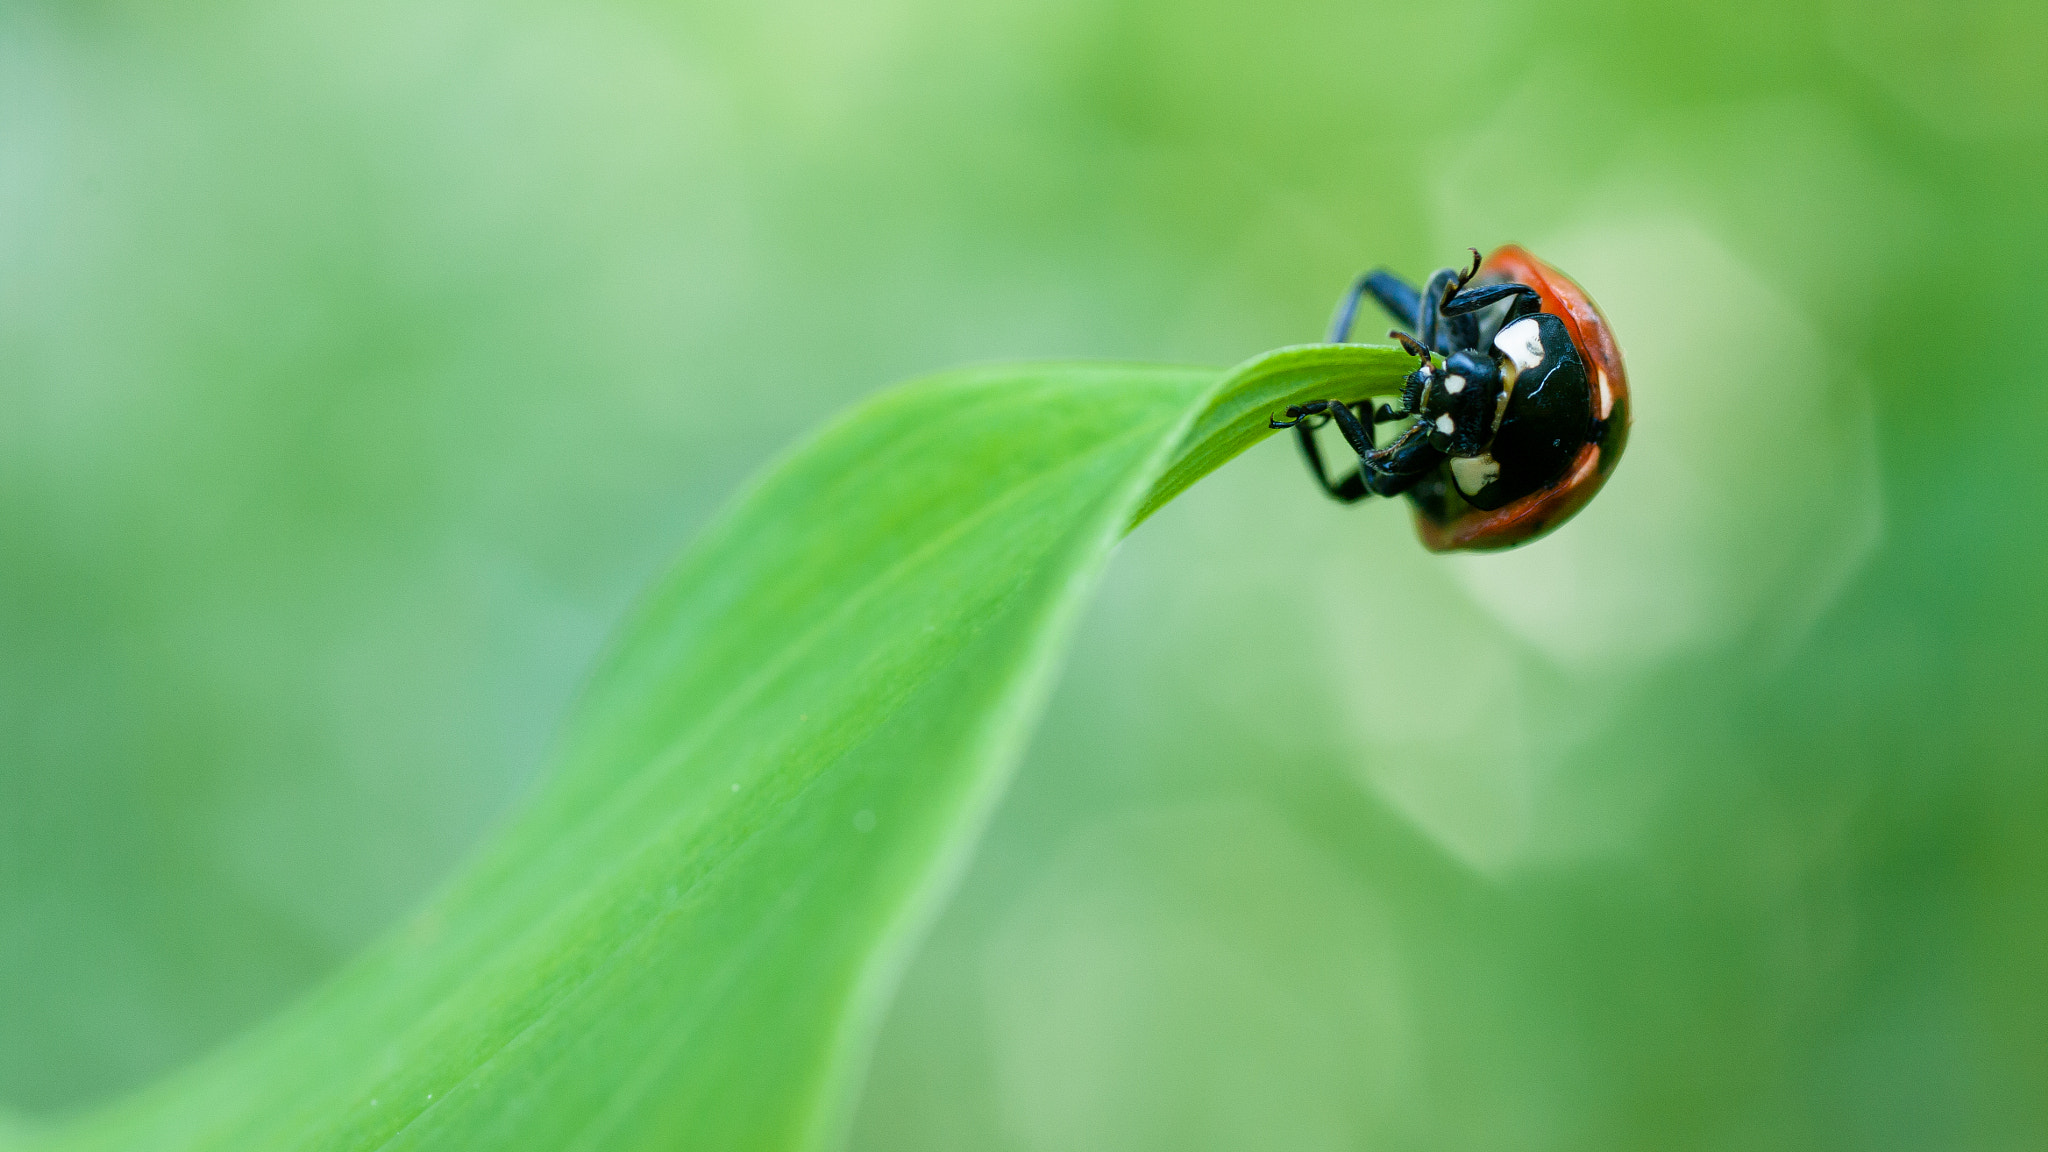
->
[1270,246,1629,551]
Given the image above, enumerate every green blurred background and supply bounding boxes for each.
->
[4,0,2044,1146]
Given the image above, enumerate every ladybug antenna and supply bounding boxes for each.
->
[1457,247,1482,289]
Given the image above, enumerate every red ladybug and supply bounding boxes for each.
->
[1271,246,1630,551]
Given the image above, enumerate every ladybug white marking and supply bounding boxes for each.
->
[1495,317,1546,372]
[1450,452,1500,496]
[1444,374,1467,394]
[1435,414,1455,436]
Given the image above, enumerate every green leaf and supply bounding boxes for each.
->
[30,344,1407,1152]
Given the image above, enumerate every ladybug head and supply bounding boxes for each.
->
[1417,347,1506,457]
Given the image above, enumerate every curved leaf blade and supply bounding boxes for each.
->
[34,345,1406,1152]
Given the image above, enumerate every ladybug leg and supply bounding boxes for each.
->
[1271,400,1373,502]
[1271,401,1436,502]
[1305,445,1372,502]
[1418,267,1483,355]
[1271,399,1376,452]
[1356,420,1441,498]
[1329,252,1490,348]
[1328,270,1422,342]
[1443,282,1543,322]
[1272,399,1387,502]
